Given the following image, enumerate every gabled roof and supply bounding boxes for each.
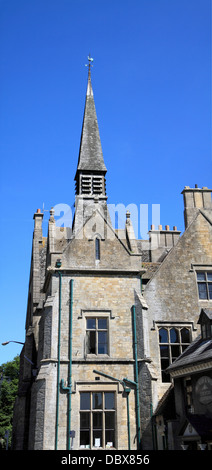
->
[198,308,212,324]
[75,71,107,177]
[144,208,212,287]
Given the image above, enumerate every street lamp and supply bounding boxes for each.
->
[2,340,36,371]
[93,369,137,450]
[2,341,24,346]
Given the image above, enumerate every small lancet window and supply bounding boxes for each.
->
[95,238,100,260]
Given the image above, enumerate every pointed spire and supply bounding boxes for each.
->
[75,57,107,176]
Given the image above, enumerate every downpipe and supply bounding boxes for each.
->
[61,279,74,450]
[132,304,142,449]
[55,269,62,450]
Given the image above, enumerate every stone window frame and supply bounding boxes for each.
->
[78,310,115,358]
[155,322,193,383]
[86,317,108,355]
[79,387,117,449]
[190,264,212,301]
[196,271,212,300]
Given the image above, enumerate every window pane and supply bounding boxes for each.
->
[159,328,168,343]
[98,331,108,354]
[98,318,107,329]
[207,272,212,282]
[105,430,115,447]
[162,371,170,383]
[197,272,206,281]
[181,328,190,343]
[93,412,102,428]
[80,393,90,410]
[208,284,212,300]
[198,283,207,299]
[95,238,100,260]
[86,331,96,354]
[87,318,96,329]
[105,411,115,429]
[80,430,90,446]
[93,392,102,409]
[160,345,169,357]
[170,328,179,343]
[93,430,102,447]
[171,345,180,359]
[161,359,170,382]
[105,392,115,410]
[80,412,90,429]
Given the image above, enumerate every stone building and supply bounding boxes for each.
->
[166,308,212,450]
[12,66,212,450]
[139,186,212,449]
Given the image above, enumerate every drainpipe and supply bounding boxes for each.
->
[125,387,131,450]
[68,279,73,449]
[55,263,62,450]
[61,279,74,450]
[140,275,142,294]
[132,305,141,449]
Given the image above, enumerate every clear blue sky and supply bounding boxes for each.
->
[0,0,211,363]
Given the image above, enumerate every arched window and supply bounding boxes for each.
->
[95,238,100,260]
[159,326,191,382]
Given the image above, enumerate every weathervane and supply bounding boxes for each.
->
[85,54,94,76]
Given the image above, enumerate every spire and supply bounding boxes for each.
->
[75,56,107,181]
[73,58,109,232]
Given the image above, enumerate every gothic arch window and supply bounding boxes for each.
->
[158,326,191,382]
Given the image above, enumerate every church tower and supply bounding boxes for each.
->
[12,58,144,451]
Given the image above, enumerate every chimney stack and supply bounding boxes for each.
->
[181,186,212,229]
[33,209,44,240]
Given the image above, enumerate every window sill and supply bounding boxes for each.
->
[79,446,116,450]
[73,357,135,363]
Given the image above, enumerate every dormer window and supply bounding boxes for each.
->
[198,309,212,340]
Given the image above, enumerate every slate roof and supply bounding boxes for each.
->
[167,334,212,373]
[167,308,212,374]
[75,72,107,176]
